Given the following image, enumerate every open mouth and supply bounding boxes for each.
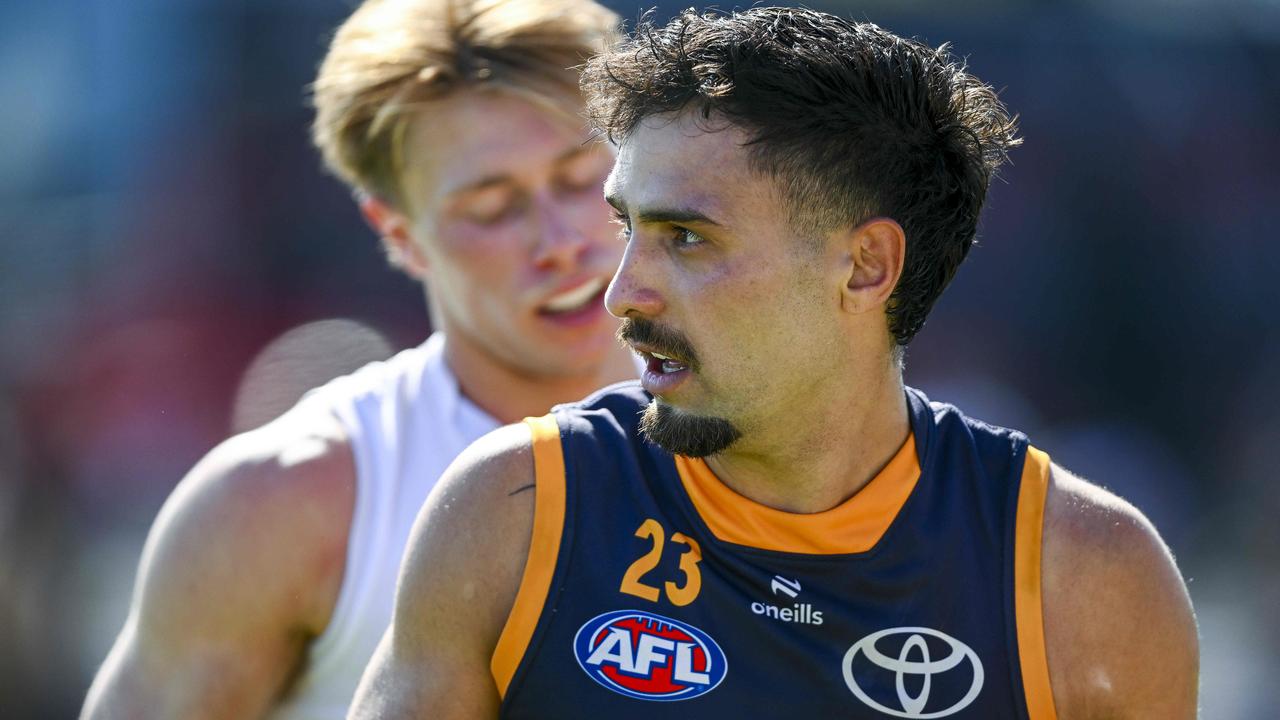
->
[645,351,689,375]
[618,319,699,395]
[538,277,607,317]
[632,346,693,395]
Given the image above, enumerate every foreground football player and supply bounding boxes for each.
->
[350,8,1198,719]
[81,0,632,717]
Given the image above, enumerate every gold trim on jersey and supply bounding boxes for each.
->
[491,414,566,699]
[673,433,920,554]
[1015,446,1058,720]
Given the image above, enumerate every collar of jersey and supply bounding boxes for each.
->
[673,433,921,555]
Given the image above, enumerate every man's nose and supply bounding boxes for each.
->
[531,196,588,270]
[605,240,664,319]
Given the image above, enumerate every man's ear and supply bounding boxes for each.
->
[358,193,430,279]
[838,217,905,315]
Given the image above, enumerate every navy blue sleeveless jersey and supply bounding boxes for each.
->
[490,382,1057,720]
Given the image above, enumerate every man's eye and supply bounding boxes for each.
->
[466,206,513,225]
[674,227,704,247]
[460,192,521,225]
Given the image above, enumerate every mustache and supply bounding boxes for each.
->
[617,317,700,371]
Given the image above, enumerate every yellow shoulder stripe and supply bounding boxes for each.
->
[1015,446,1058,720]
[490,414,567,699]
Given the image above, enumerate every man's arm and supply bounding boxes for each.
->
[82,407,355,720]
[348,422,537,719]
[1042,464,1199,719]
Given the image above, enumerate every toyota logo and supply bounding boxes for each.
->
[841,627,984,719]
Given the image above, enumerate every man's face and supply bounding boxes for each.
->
[400,90,620,379]
[604,112,847,455]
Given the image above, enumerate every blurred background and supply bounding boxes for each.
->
[1,0,1276,716]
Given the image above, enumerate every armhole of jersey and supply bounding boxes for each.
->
[1015,446,1058,720]
[490,413,567,699]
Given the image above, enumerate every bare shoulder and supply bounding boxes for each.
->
[349,422,537,719]
[392,420,537,651]
[137,403,356,633]
[1041,463,1199,720]
[82,404,356,719]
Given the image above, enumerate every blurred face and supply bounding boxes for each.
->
[398,90,621,379]
[605,112,848,456]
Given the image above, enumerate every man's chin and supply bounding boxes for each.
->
[638,399,741,458]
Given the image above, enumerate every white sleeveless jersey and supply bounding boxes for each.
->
[269,333,500,720]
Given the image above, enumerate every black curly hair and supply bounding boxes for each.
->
[582,7,1021,346]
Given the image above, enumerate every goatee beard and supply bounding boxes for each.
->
[638,400,741,458]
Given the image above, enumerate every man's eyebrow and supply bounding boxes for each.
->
[603,195,722,227]
[447,174,514,198]
[643,207,721,226]
[446,147,595,198]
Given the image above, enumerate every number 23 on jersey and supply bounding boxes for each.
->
[619,518,703,606]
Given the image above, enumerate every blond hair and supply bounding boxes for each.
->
[311,0,619,208]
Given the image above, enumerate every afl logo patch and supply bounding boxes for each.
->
[842,627,984,718]
[573,609,727,701]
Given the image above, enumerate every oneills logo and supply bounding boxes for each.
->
[752,575,824,626]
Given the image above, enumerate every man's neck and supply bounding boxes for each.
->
[442,335,636,425]
[703,363,910,515]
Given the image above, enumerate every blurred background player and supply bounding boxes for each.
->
[349,8,1197,718]
[80,0,631,717]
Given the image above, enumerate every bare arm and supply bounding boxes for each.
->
[1043,464,1199,720]
[82,408,355,720]
[348,423,537,719]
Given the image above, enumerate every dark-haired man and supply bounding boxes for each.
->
[351,8,1198,719]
